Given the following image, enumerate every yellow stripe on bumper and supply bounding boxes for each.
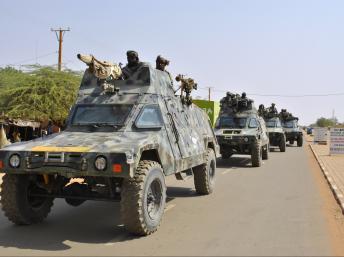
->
[31,146,91,152]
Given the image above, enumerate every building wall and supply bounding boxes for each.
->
[193,100,220,127]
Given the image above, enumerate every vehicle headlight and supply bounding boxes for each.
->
[9,154,20,168]
[95,156,107,171]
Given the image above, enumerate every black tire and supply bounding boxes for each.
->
[0,174,54,225]
[262,144,269,160]
[193,148,216,195]
[221,152,232,160]
[251,141,262,167]
[121,160,166,236]
[279,135,286,152]
[297,135,303,147]
[65,198,85,207]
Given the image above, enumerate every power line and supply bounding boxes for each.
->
[197,86,344,98]
[0,51,58,67]
[51,27,70,71]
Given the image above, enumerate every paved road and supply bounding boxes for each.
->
[0,144,335,256]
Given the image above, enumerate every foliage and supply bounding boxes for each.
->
[0,65,82,124]
[315,117,337,127]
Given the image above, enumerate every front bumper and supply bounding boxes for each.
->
[0,150,132,178]
[285,131,302,141]
[216,135,256,155]
[268,132,284,146]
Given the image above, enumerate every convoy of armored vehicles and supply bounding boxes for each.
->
[0,52,303,236]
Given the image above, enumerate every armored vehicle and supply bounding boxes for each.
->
[0,54,220,236]
[280,109,303,147]
[259,104,286,152]
[215,93,269,167]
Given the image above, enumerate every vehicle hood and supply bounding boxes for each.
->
[0,131,159,153]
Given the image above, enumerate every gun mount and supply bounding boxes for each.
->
[175,74,198,105]
[78,54,122,94]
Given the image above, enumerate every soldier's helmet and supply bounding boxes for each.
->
[241,92,247,98]
[126,50,139,62]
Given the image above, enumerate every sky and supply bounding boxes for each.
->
[1,0,344,125]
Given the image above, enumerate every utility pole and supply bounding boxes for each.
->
[51,27,70,71]
[207,87,213,101]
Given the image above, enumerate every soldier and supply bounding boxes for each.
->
[258,104,266,116]
[156,55,173,86]
[270,103,278,114]
[122,50,143,79]
[156,55,170,72]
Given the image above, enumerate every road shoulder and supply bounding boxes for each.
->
[305,138,344,255]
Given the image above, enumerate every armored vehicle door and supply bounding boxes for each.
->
[159,97,184,170]
[161,96,196,161]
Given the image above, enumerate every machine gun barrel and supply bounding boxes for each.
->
[77,53,122,80]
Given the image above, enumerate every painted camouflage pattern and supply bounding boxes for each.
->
[0,63,219,178]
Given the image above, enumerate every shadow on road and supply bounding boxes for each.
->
[216,156,252,168]
[0,184,199,252]
[167,186,198,198]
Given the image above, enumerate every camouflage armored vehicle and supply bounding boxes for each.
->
[280,109,303,147]
[0,54,220,236]
[259,104,286,152]
[215,92,269,167]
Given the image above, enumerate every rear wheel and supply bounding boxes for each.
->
[262,144,269,160]
[251,141,262,167]
[121,160,166,236]
[279,135,286,152]
[297,135,303,147]
[1,174,54,225]
[194,148,216,195]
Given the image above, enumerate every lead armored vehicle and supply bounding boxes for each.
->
[280,109,303,147]
[0,54,220,236]
[215,93,269,167]
[259,104,286,152]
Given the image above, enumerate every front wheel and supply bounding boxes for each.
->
[121,160,166,236]
[297,135,303,147]
[262,144,269,160]
[279,135,286,152]
[251,141,262,167]
[193,148,216,195]
[0,174,54,225]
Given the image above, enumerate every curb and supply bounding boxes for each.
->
[309,144,344,214]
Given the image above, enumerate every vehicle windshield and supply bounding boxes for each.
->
[217,117,247,129]
[71,104,132,126]
[283,121,296,128]
[266,119,282,128]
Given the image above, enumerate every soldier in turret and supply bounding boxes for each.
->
[156,55,173,86]
[258,104,266,117]
[270,103,278,115]
[122,50,143,79]
[156,55,170,72]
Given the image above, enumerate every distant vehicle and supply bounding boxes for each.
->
[282,118,303,147]
[306,127,313,135]
[279,109,303,147]
[265,117,286,152]
[0,55,220,236]
[215,93,269,167]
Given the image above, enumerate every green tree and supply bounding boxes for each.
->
[315,117,337,127]
[0,65,82,124]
